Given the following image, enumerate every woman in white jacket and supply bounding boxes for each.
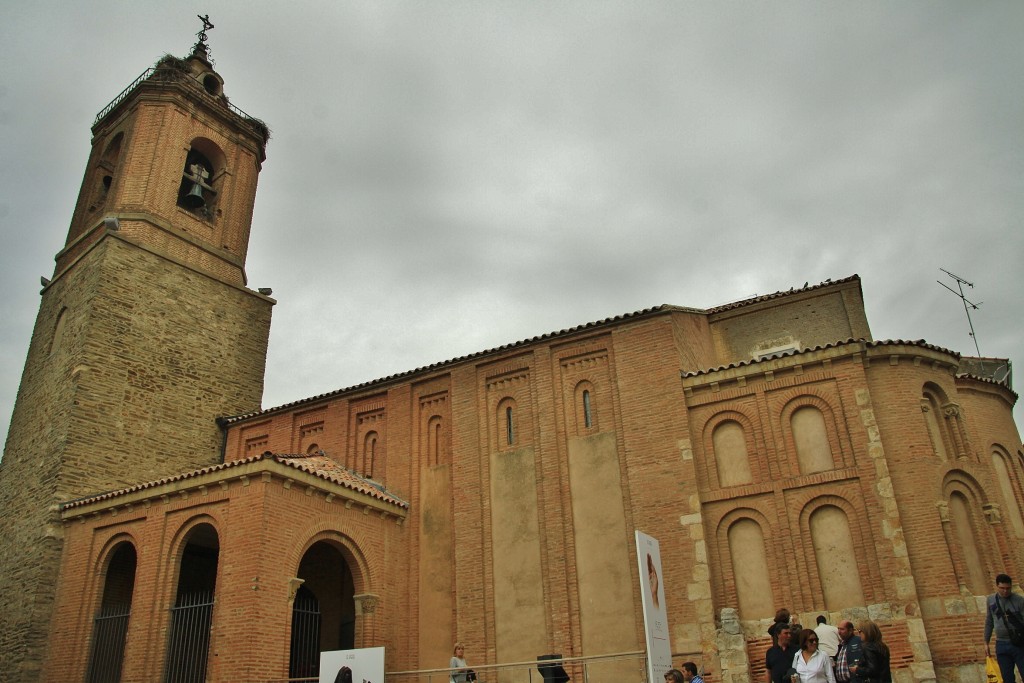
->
[793,628,836,683]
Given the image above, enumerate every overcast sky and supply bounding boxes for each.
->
[2,2,1022,447]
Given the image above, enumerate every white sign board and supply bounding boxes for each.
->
[319,646,385,683]
[636,530,672,683]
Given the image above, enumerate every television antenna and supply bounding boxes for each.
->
[937,268,982,356]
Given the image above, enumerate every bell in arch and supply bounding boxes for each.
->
[182,181,205,208]
[181,161,210,209]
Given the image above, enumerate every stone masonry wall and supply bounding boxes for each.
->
[0,234,272,682]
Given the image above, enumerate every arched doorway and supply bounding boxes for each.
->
[164,523,219,683]
[289,541,356,679]
[86,541,137,683]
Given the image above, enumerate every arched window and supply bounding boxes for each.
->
[727,518,773,618]
[712,420,753,487]
[49,307,67,356]
[89,133,124,214]
[948,492,988,594]
[792,406,834,474]
[306,443,320,455]
[809,505,865,609]
[992,448,1024,538]
[573,380,599,433]
[427,415,445,466]
[363,432,378,478]
[921,390,950,460]
[164,523,219,683]
[85,541,137,683]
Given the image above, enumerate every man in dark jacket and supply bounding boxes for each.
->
[766,621,799,683]
[834,620,863,683]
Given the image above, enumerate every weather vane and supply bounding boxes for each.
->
[937,268,982,356]
[196,14,214,44]
[192,14,215,62]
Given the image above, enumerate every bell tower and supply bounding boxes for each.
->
[0,20,273,681]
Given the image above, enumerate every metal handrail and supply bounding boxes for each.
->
[387,649,646,677]
[94,67,256,125]
[259,650,650,683]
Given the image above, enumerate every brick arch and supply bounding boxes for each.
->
[92,531,140,574]
[778,393,849,472]
[158,514,223,607]
[922,381,951,404]
[288,525,374,597]
[990,444,1024,539]
[700,409,761,490]
[166,513,222,563]
[86,533,141,623]
[711,506,777,615]
[795,493,878,607]
[941,469,987,502]
[941,469,995,594]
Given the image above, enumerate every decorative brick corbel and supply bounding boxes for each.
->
[983,503,1002,524]
[288,577,305,603]
[354,593,380,616]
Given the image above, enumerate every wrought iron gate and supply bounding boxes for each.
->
[164,591,214,683]
[85,603,131,683]
[289,590,322,679]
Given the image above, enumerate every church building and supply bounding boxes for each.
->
[1,30,1022,683]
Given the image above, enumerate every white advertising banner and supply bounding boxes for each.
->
[636,530,672,683]
[319,646,385,683]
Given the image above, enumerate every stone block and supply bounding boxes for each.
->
[688,581,711,600]
[907,617,928,642]
[679,513,701,527]
[895,576,917,600]
[943,597,967,615]
[909,661,937,683]
[694,539,707,564]
[919,598,943,617]
[867,603,894,621]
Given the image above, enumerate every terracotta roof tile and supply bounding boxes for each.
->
[225,277,860,423]
[61,452,408,511]
[682,338,961,378]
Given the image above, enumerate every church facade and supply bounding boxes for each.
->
[2,35,1022,683]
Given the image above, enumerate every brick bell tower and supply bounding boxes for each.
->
[0,20,273,681]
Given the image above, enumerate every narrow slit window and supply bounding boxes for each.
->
[583,390,593,428]
[506,406,515,445]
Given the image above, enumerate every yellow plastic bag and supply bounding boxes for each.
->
[987,656,1003,683]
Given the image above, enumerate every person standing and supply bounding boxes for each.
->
[450,643,471,683]
[769,608,792,644]
[986,574,1024,683]
[834,620,863,683]
[665,670,685,683]
[815,615,840,658]
[851,621,891,683]
[794,629,836,683]
[766,619,800,683]
[681,661,704,683]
